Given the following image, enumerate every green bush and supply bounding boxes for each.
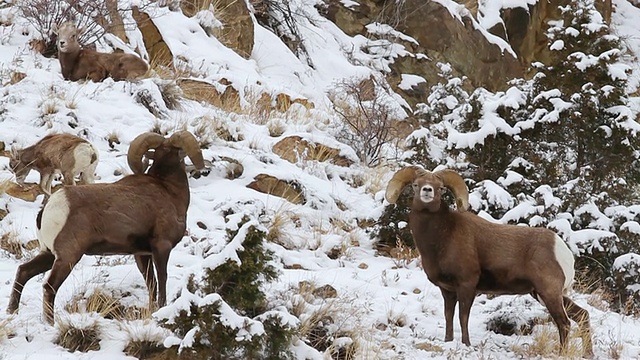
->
[158,211,295,359]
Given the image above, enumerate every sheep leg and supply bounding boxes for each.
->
[39,172,53,195]
[564,296,593,357]
[539,293,571,353]
[7,251,55,314]
[135,255,158,304]
[79,168,96,184]
[456,284,476,346]
[62,170,76,186]
[43,254,83,325]
[151,240,173,308]
[440,288,457,342]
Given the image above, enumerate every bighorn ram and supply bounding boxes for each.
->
[7,131,204,325]
[385,166,593,356]
[9,133,98,194]
[52,22,149,82]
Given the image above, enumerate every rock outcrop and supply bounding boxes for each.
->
[323,0,614,108]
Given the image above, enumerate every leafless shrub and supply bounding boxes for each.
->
[16,0,112,56]
[330,77,398,166]
[250,0,312,67]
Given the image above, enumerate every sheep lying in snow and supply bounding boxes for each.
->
[9,133,98,195]
[52,22,149,82]
[7,131,205,325]
[385,166,593,357]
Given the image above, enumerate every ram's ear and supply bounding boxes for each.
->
[51,23,59,35]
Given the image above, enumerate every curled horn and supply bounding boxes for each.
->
[127,132,166,174]
[168,131,205,170]
[433,169,469,211]
[385,166,427,204]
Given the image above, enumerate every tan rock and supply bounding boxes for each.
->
[212,0,254,59]
[274,93,315,112]
[247,174,305,204]
[132,7,173,67]
[182,0,254,59]
[177,79,241,112]
[272,135,353,167]
[313,284,338,299]
[4,182,42,202]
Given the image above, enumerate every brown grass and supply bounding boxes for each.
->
[55,316,102,353]
[390,238,419,269]
[266,118,287,137]
[279,281,369,357]
[192,114,238,144]
[105,131,121,149]
[0,230,24,259]
[0,178,11,195]
[65,287,153,321]
[0,318,15,341]
[65,288,125,320]
[511,322,587,359]
[40,99,59,116]
[122,320,168,359]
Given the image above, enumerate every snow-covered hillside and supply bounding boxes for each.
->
[0,0,640,359]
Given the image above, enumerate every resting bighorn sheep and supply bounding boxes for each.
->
[7,131,204,325]
[385,167,593,356]
[52,22,149,82]
[9,133,98,194]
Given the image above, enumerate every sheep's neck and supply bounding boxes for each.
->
[409,204,455,255]
[148,160,191,209]
[17,147,35,166]
[58,49,81,80]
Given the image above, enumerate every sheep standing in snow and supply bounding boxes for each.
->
[7,131,204,325]
[9,133,98,195]
[52,22,148,82]
[385,166,593,357]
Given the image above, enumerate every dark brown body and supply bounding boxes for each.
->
[59,49,148,82]
[385,167,593,356]
[53,21,147,82]
[7,133,203,325]
[410,198,592,356]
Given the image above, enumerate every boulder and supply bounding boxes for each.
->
[211,0,254,59]
[132,7,173,67]
[247,174,306,204]
[272,136,353,166]
[4,182,43,202]
[177,79,241,112]
[182,0,254,59]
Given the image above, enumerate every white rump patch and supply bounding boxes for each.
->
[73,143,98,170]
[553,234,575,292]
[38,190,70,253]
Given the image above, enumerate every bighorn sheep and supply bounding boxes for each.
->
[9,133,98,195]
[52,22,149,82]
[385,166,593,356]
[7,131,204,325]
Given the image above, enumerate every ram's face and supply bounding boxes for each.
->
[54,23,82,53]
[412,173,443,210]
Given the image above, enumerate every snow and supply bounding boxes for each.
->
[0,0,640,359]
[398,74,426,90]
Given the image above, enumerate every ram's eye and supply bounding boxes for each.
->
[412,183,418,188]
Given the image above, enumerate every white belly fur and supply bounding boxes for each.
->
[553,234,575,292]
[38,189,70,253]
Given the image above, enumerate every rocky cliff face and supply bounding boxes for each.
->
[130,0,612,114]
[323,0,612,109]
